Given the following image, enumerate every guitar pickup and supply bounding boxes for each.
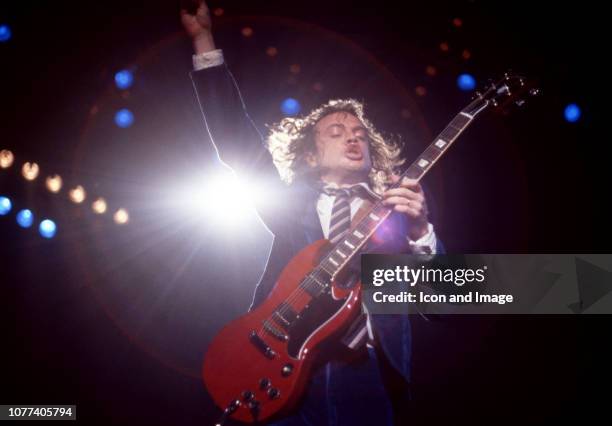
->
[249,331,276,359]
[263,321,289,342]
[274,303,297,329]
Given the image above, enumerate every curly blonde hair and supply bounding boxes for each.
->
[266,99,404,195]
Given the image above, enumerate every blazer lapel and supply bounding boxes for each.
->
[296,183,324,244]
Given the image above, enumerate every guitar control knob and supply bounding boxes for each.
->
[242,390,254,401]
[259,378,271,390]
[267,387,280,400]
[281,363,294,377]
[248,400,260,419]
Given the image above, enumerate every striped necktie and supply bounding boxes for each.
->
[323,185,374,350]
[326,188,355,244]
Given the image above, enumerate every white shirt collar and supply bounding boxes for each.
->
[320,181,380,200]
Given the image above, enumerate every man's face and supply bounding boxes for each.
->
[308,112,372,184]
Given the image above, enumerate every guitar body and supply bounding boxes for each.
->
[203,239,362,423]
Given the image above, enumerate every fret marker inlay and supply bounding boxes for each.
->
[417,159,430,168]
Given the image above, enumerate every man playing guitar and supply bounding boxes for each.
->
[182,1,441,424]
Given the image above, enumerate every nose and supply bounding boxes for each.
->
[346,135,359,144]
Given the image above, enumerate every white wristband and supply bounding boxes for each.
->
[192,49,225,71]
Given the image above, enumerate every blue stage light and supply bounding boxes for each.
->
[16,209,34,228]
[39,219,57,239]
[115,70,134,90]
[564,103,581,123]
[115,108,134,128]
[281,98,301,116]
[457,73,476,91]
[0,196,11,215]
[0,24,11,42]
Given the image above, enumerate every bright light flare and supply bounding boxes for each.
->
[69,185,86,203]
[22,162,39,180]
[92,197,108,214]
[46,175,63,193]
[176,173,266,229]
[0,149,14,168]
[113,208,129,225]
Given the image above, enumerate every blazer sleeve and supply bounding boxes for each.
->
[190,63,289,235]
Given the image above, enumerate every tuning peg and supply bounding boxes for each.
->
[529,88,541,97]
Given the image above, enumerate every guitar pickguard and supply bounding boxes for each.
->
[286,291,346,359]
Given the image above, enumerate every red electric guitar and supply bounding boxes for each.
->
[202,73,537,424]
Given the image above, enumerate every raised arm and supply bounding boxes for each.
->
[181,1,288,233]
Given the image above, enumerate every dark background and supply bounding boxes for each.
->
[0,1,608,424]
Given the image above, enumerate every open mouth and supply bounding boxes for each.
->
[345,147,363,160]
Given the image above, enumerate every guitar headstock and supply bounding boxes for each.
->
[463,71,540,117]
